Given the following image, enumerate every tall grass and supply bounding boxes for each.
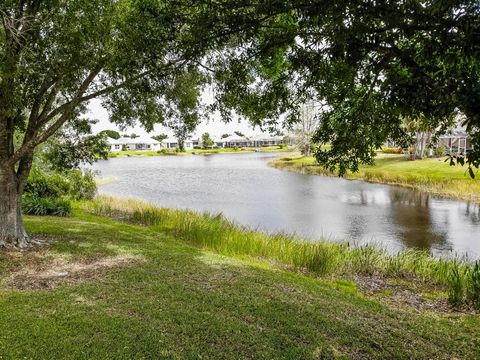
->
[85,195,479,307]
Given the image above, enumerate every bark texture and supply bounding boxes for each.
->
[0,167,28,247]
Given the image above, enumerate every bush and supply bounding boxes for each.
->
[434,145,446,157]
[67,169,97,200]
[24,167,97,201]
[466,261,480,309]
[278,143,286,149]
[24,168,69,198]
[381,147,403,154]
[22,195,71,216]
[447,265,464,307]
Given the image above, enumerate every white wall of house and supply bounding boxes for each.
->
[107,139,123,152]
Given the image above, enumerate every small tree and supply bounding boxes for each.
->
[292,101,320,156]
[201,132,214,149]
[100,130,120,140]
[152,134,168,142]
[221,133,230,139]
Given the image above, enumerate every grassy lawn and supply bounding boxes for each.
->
[0,203,478,358]
[108,146,293,158]
[270,154,480,202]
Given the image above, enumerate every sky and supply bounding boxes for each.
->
[87,98,275,139]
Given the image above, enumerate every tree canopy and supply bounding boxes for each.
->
[207,0,480,175]
[1,0,479,245]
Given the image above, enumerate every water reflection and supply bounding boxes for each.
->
[93,153,480,259]
[389,189,448,251]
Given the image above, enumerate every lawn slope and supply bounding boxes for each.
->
[0,210,478,358]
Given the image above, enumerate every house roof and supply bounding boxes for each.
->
[161,137,193,144]
[439,125,468,139]
[106,138,122,145]
[223,135,250,142]
[251,134,283,141]
[117,136,159,145]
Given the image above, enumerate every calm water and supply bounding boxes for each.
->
[93,152,480,259]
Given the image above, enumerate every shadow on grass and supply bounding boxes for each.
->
[0,213,478,358]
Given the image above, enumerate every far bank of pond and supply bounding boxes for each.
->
[270,154,480,203]
[93,152,480,260]
[108,146,294,158]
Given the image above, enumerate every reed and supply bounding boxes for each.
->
[85,195,478,306]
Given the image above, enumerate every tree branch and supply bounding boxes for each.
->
[6,67,101,167]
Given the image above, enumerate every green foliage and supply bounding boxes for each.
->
[152,133,168,142]
[100,130,120,140]
[434,145,446,158]
[24,168,70,199]
[43,132,109,172]
[24,168,97,201]
[467,261,480,309]
[382,147,403,154]
[201,132,214,149]
[86,195,478,309]
[447,265,464,307]
[22,195,71,217]
[1,211,476,358]
[67,170,97,201]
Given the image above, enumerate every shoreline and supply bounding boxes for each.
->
[108,146,295,158]
[1,196,477,357]
[269,154,480,203]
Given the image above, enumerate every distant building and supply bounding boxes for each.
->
[251,135,284,147]
[161,137,193,150]
[223,135,252,148]
[107,138,123,152]
[438,125,474,154]
[107,136,161,151]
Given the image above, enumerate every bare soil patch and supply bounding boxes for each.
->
[350,274,478,314]
[5,254,141,290]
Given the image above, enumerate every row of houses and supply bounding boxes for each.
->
[107,134,285,152]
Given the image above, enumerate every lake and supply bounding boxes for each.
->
[93,152,480,259]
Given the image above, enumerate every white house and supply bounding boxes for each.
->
[213,137,226,148]
[108,136,161,151]
[223,135,252,148]
[161,137,193,150]
[251,134,284,147]
[439,125,474,154]
[107,138,123,152]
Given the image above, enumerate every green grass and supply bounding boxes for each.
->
[270,154,480,202]
[108,146,294,158]
[85,196,480,307]
[0,203,478,358]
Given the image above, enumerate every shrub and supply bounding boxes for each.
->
[67,169,97,200]
[447,265,464,307]
[25,167,97,201]
[278,143,286,149]
[434,145,446,157]
[466,261,480,309]
[381,147,403,154]
[24,167,69,198]
[22,195,71,216]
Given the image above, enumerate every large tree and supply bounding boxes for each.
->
[210,0,480,175]
[0,0,273,246]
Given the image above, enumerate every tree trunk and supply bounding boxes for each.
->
[0,167,29,248]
